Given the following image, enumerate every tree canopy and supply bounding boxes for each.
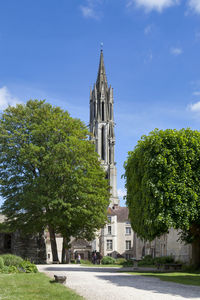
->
[124,129,200,249]
[0,100,110,260]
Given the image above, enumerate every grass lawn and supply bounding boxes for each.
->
[127,271,200,286]
[0,273,84,300]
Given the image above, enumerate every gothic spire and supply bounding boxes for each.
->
[96,50,108,92]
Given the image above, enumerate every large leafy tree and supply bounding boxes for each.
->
[124,129,200,265]
[0,100,110,261]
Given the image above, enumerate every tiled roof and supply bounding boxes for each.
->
[107,206,129,222]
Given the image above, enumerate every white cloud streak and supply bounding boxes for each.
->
[80,0,102,19]
[170,47,183,55]
[0,86,21,110]
[80,5,97,19]
[144,24,152,34]
[127,0,180,12]
[189,101,200,113]
[188,0,200,14]
[193,91,200,96]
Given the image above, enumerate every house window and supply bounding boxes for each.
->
[126,227,131,235]
[107,216,111,223]
[107,240,113,250]
[125,253,132,260]
[108,225,112,235]
[126,240,131,250]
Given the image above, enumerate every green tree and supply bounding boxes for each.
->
[0,100,110,262]
[124,128,200,265]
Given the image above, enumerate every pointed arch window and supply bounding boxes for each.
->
[93,102,96,118]
[110,103,112,119]
[102,102,105,121]
[101,126,105,160]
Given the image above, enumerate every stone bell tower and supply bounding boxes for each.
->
[90,50,119,207]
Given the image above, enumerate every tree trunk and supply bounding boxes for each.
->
[49,225,59,262]
[192,240,200,267]
[61,237,67,264]
[61,236,71,264]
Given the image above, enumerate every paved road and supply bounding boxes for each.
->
[37,264,200,300]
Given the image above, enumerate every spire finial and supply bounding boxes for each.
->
[100,42,103,52]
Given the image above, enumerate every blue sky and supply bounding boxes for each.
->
[0,0,200,206]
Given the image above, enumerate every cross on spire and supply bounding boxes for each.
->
[96,49,108,92]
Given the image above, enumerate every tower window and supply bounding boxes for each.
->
[110,103,112,119]
[109,148,111,164]
[94,102,96,118]
[102,102,105,121]
[101,126,105,160]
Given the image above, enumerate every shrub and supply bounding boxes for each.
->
[115,258,127,265]
[19,260,38,273]
[80,259,92,265]
[122,259,133,267]
[154,256,174,265]
[182,264,200,273]
[1,254,23,267]
[0,265,19,273]
[0,257,4,269]
[138,255,154,266]
[101,256,116,265]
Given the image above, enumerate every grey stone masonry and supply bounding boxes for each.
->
[90,50,119,207]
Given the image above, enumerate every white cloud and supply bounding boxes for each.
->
[80,0,102,19]
[127,0,180,12]
[188,0,200,14]
[80,5,97,19]
[193,91,200,96]
[144,51,153,63]
[170,47,183,55]
[144,24,152,34]
[189,101,200,113]
[0,86,20,110]
[118,188,127,199]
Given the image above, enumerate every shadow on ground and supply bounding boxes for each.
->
[95,274,200,299]
[44,266,119,273]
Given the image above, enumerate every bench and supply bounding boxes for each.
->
[156,263,182,271]
[130,258,141,270]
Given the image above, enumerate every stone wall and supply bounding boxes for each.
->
[167,229,192,263]
[11,231,46,263]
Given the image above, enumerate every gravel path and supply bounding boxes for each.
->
[37,264,200,300]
